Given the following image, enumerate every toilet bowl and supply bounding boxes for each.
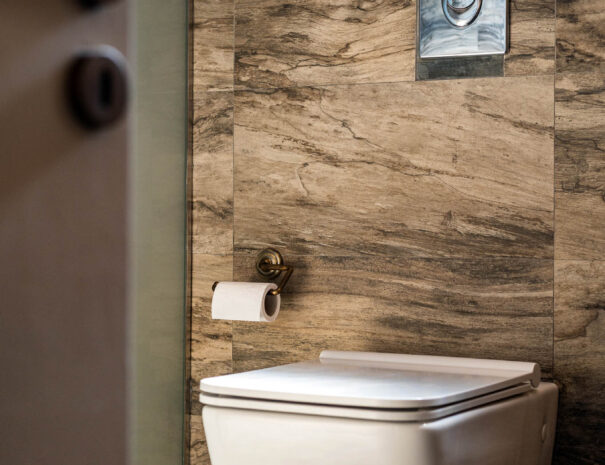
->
[200,351,558,465]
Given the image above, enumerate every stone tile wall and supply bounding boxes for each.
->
[190,1,604,462]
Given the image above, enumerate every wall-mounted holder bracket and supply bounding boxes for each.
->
[255,248,293,296]
[212,248,293,296]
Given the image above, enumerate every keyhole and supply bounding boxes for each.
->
[99,69,113,108]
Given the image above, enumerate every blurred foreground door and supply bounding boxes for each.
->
[0,2,132,464]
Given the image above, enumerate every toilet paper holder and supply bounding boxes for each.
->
[212,248,293,296]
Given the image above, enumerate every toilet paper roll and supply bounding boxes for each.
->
[211,282,281,322]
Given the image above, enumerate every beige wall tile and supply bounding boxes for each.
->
[555,72,605,260]
[189,414,210,465]
[234,77,554,258]
[192,93,234,254]
[190,254,233,465]
[233,255,554,374]
[235,0,416,89]
[191,254,233,374]
[193,0,234,94]
[554,260,605,464]
[505,0,555,75]
[556,0,605,74]
[555,192,605,260]
[555,72,605,193]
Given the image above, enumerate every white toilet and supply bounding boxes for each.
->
[200,351,558,465]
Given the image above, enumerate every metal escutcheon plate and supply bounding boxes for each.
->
[255,248,284,279]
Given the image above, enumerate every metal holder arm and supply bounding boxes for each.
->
[212,248,293,296]
[258,262,293,296]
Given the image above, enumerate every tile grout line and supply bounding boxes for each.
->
[227,74,552,93]
[552,0,557,383]
[186,0,200,460]
[231,0,236,372]
[230,253,560,263]
[198,76,554,97]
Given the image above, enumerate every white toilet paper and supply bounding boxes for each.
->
[211,282,281,322]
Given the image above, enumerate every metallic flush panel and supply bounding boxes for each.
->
[418,0,507,58]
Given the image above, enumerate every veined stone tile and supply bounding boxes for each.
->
[235,0,416,89]
[505,0,555,75]
[191,254,233,372]
[555,72,605,193]
[189,414,209,465]
[193,0,234,93]
[555,192,605,260]
[554,260,605,464]
[190,254,233,464]
[556,0,605,73]
[555,73,605,260]
[234,77,554,258]
[232,255,554,374]
[192,93,234,254]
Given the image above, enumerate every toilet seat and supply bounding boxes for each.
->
[200,383,530,422]
[200,351,541,422]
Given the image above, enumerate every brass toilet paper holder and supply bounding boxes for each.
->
[212,248,293,296]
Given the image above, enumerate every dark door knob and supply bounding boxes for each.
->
[79,0,119,8]
[68,48,128,129]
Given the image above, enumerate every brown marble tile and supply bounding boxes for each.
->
[193,0,234,94]
[554,260,605,464]
[555,72,605,194]
[555,73,605,260]
[555,192,605,260]
[191,253,233,385]
[189,414,209,465]
[234,0,416,89]
[234,77,554,258]
[192,92,234,254]
[190,254,233,464]
[232,255,554,374]
[505,0,555,75]
[556,0,605,74]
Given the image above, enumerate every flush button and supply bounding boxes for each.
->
[448,0,476,12]
[443,0,483,27]
[68,47,128,129]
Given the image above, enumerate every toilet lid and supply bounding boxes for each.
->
[200,350,541,411]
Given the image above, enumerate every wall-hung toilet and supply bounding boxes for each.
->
[200,351,558,465]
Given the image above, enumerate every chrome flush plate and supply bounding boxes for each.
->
[418,0,507,58]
